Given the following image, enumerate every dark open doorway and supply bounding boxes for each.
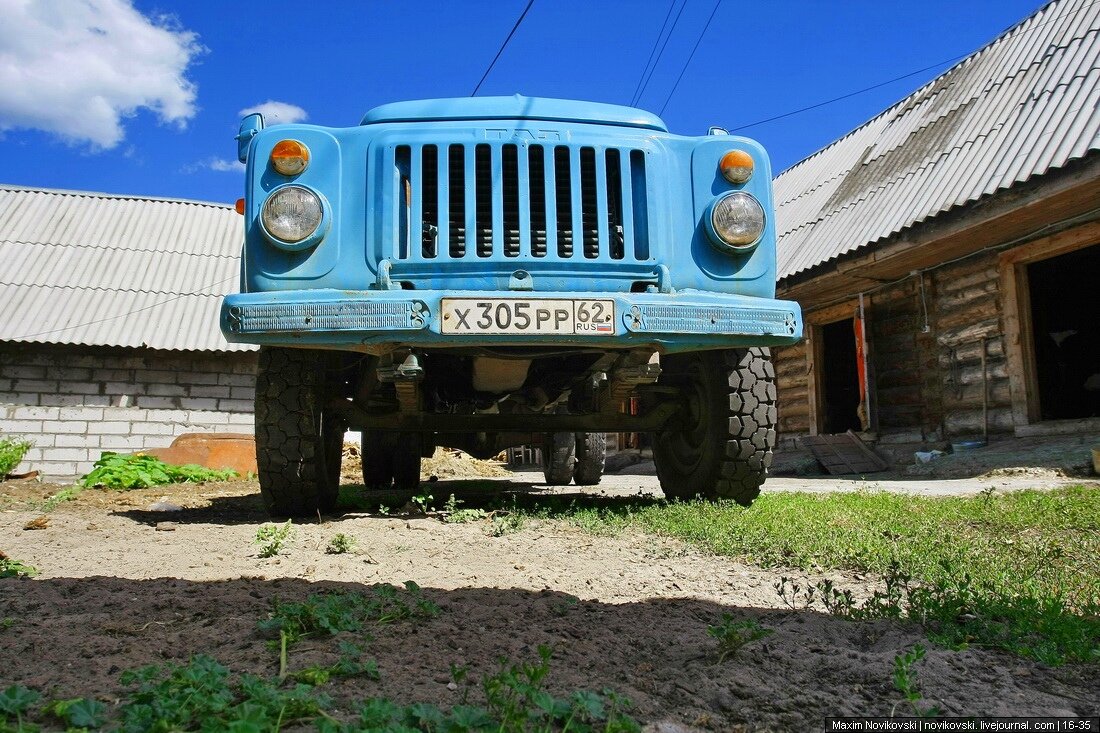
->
[820,318,863,434]
[1027,244,1100,420]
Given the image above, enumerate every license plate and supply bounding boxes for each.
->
[441,298,615,335]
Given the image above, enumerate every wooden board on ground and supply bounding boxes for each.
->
[800,431,890,475]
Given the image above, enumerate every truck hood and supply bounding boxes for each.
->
[360,94,668,132]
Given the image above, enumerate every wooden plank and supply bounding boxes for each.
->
[800,432,889,475]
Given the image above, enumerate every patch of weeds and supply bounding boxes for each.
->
[254,519,295,558]
[292,642,380,686]
[42,697,107,729]
[774,576,819,610]
[81,452,237,490]
[325,533,356,555]
[411,489,434,513]
[118,655,328,732]
[0,437,33,478]
[442,494,488,524]
[0,554,37,579]
[38,485,82,513]
[0,618,16,631]
[488,513,524,537]
[891,645,941,717]
[550,594,580,617]
[707,615,773,663]
[318,645,639,733]
[260,581,440,646]
[800,563,1100,665]
[376,504,391,516]
[0,685,39,731]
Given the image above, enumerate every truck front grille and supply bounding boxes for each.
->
[390,142,649,262]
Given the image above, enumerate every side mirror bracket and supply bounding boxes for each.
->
[236,113,265,163]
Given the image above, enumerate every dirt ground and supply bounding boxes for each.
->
[1,471,1097,730]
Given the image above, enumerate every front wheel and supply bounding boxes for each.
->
[651,348,776,506]
[254,347,344,517]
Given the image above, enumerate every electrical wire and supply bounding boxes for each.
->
[730,56,969,132]
[10,276,238,341]
[470,0,535,97]
[658,0,722,115]
[629,0,677,107]
[632,0,689,107]
[730,0,1100,132]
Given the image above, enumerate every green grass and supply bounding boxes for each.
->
[39,485,82,512]
[511,485,1100,664]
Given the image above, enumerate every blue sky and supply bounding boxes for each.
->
[0,0,1042,205]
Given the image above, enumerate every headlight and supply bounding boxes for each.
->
[707,192,765,251]
[261,185,324,247]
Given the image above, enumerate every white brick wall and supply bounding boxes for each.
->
[0,344,257,479]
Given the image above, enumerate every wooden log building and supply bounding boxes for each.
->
[771,0,1100,463]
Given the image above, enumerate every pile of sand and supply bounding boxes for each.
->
[341,444,511,480]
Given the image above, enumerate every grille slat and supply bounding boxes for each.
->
[391,142,648,262]
[448,145,465,257]
[420,145,438,258]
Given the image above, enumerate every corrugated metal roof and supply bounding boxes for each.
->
[0,185,252,352]
[773,0,1100,282]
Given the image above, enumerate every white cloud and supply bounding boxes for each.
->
[206,158,244,172]
[183,156,244,174]
[0,0,202,149]
[239,100,308,126]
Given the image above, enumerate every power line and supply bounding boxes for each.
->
[729,55,967,132]
[731,0,1100,132]
[633,0,689,107]
[629,1,677,107]
[11,276,237,341]
[658,0,722,115]
[471,0,535,97]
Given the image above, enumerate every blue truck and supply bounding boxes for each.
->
[222,95,803,516]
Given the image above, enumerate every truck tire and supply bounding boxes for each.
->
[573,432,606,485]
[652,348,776,506]
[254,347,344,517]
[361,432,422,491]
[542,432,575,485]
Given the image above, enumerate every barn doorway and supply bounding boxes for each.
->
[1027,244,1100,420]
[820,318,864,434]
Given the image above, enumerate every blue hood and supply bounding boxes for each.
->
[360,94,668,132]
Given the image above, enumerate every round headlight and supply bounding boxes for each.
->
[261,185,324,247]
[708,192,765,251]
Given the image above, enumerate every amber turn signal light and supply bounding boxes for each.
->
[719,149,754,184]
[234,198,245,215]
[270,139,310,176]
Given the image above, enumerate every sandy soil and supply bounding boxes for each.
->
[0,476,1096,730]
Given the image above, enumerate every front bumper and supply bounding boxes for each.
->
[221,289,803,353]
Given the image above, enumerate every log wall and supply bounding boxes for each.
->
[775,247,1015,455]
